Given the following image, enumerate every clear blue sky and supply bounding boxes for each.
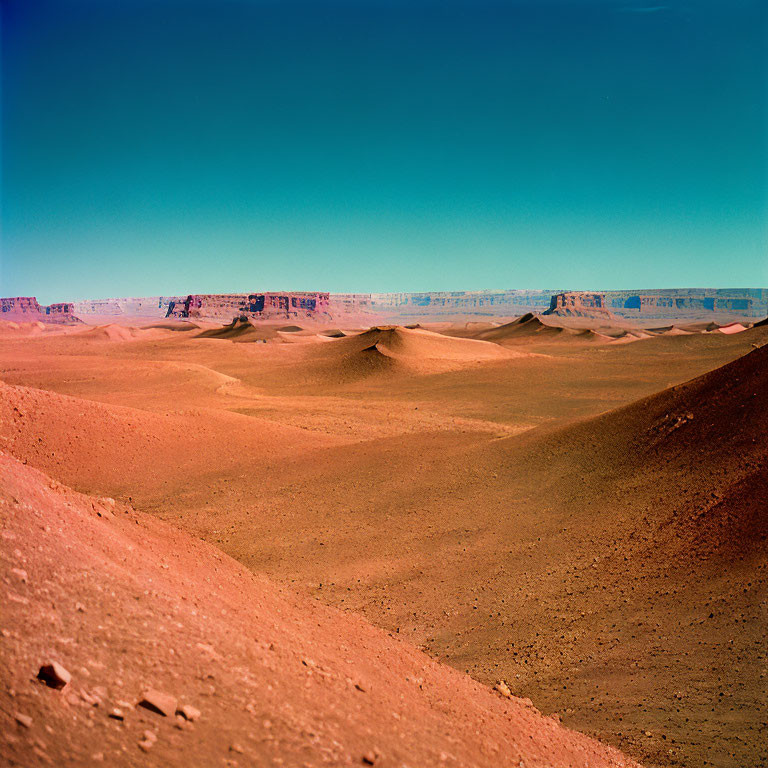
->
[2,0,766,303]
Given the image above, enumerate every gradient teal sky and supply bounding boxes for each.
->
[2,0,766,303]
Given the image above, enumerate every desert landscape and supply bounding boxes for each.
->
[1,292,765,768]
[3,0,766,765]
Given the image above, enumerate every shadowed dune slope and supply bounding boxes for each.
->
[472,312,574,341]
[195,317,278,342]
[508,336,767,487]
[445,342,768,767]
[0,453,639,768]
[144,321,202,332]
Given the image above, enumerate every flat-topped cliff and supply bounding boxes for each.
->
[26,287,768,324]
[0,297,81,324]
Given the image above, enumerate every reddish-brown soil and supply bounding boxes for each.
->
[1,316,766,768]
[1,453,640,767]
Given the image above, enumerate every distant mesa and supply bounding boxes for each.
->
[72,296,179,317]
[540,289,767,321]
[167,293,336,323]
[10,288,768,326]
[544,292,617,320]
[0,297,81,325]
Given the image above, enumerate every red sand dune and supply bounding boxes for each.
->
[0,453,639,768]
[715,322,747,335]
[301,325,521,382]
[0,379,349,498]
[195,317,279,342]
[358,325,514,361]
[460,313,630,345]
[471,312,575,342]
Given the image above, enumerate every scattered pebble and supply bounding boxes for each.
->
[495,680,512,699]
[37,661,72,690]
[139,688,177,717]
[15,713,33,728]
[177,704,201,722]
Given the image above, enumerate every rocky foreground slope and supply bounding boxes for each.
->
[0,452,639,767]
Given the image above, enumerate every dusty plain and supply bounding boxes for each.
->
[1,313,766,768]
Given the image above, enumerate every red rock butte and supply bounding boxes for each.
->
[0,296,80,324]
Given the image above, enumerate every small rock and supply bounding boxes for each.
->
[15,713,33,728]
[139,689,177,717]
[108,709,125,721]
[38,662,71,690]
[138,739,154,752]
[494,680,512,699]
[79,689,100,706]
[645,731,653,738]
[10,568,27,583]
[7,592,28,605]
[177,704,200,722]
[91,754,104,762]
[362,751,377,765]
[230,743,245,754]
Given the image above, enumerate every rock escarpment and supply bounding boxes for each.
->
[545,292,616,319]
[0,297,81,324]
[167,292,333,321]
[544,289,767,319]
